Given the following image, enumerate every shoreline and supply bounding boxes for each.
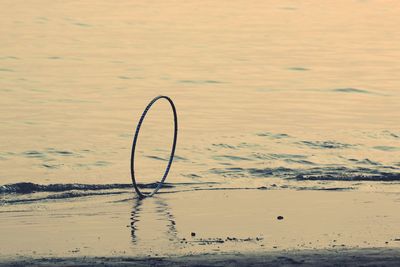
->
[1,189,399,263]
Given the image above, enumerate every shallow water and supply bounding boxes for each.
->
[1,0,399,193]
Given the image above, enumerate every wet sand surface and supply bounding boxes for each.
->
[1,189,399,265]
[3,248,400,267]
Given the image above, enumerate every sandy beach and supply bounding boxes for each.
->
[3,248,400,266]
[1,187,400,265]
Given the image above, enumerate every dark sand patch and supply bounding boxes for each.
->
[2,248,400,266]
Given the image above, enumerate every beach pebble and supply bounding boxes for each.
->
[277,216,284,220]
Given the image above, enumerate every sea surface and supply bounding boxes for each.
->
[1,0,400,202]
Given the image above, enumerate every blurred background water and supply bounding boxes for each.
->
[0,0,399,192]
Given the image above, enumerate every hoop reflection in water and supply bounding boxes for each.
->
[130,196,179,247]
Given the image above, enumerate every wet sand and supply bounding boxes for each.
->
[1,188,399,265]
[3,248,400,266]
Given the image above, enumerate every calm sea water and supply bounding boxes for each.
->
[1,0,399,195]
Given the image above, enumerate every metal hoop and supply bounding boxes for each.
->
[130,96,178,198]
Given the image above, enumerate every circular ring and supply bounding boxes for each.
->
[130,95,178,198]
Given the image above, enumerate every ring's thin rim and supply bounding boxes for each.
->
[130,95,178,198]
